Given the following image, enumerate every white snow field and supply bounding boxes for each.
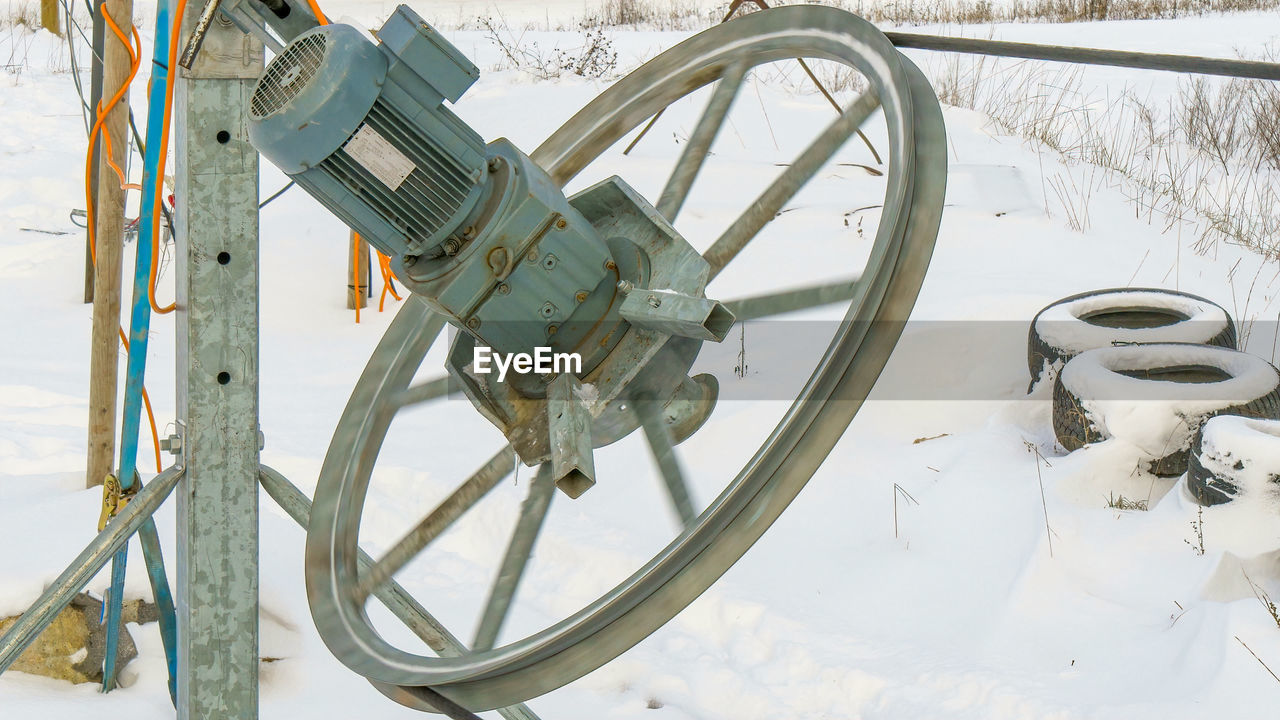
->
[3,4,1280,719]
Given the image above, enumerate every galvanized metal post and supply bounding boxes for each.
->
[173,8,264,719]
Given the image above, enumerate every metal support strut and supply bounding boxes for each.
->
[0,468,184,676]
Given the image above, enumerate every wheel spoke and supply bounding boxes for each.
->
[267,467,543,720]
[724,276,861,321]
[636,401,696,528]
[703,89,881,280]
[656,61,749,221]
[259,466,463,655]
[356,447,516,601]
[472,464,556,652]
[394,376,452,410]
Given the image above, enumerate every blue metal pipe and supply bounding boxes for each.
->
[99,548,128,691]
[102,0,177,696]
[137,515,179,703]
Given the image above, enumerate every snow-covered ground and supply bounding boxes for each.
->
[3,4,1280,719]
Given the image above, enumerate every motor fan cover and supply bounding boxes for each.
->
[247,6,488,261]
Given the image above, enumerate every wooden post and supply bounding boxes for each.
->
[41,0,59,35]
[85,0,134,489]
[347,231,370,310]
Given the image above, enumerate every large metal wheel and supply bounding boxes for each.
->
[305,6,947,712]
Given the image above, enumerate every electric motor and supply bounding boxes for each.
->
[247,6,619,366]
[248,8,488,261]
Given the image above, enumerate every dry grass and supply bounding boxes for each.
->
[821,0,1280,25]
[924,50,1280,263]
[1105,492,1148,511]
[479,16,620,79]
[1,1,39,30]
[461,0,716,31]
[1246,574,1280,631]
[457,0,1280,31]
[2,1,38,74]
[2,0,88,76]
[1179,77,1246,170]
[1244,79,1280,172]
[1049,165,1099,232]
[587,0,718,28]
[472,7,1280,271]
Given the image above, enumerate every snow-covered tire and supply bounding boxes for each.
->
[1186,415,1280,506]
[1028,288,1235,389]
[1052,343,1280,476]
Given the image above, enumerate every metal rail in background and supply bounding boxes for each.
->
[885,33,1280,81]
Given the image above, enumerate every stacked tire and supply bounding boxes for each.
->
[1052,342,1280,475]
[1033,288,1280,477]
[1186,415,1280,507]
[1182,416,1280,554]
[1028,287,1236,389]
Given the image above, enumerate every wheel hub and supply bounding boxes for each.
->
[441,172,732,486]
[246,9,734,492]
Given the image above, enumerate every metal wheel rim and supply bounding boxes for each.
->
[305,6,948,710]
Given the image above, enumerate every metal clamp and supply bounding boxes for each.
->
[97,473,140,532]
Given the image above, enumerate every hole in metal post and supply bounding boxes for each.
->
[217,372,232,385]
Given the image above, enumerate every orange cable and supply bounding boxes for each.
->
[305,0,329,25]
[376,251,401,312]
[352,234,361,324]
[378,251,401,299]
[378,259,390,312]
[141,388,162,473]
[84,13,141,262]
[99,124,138,193]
